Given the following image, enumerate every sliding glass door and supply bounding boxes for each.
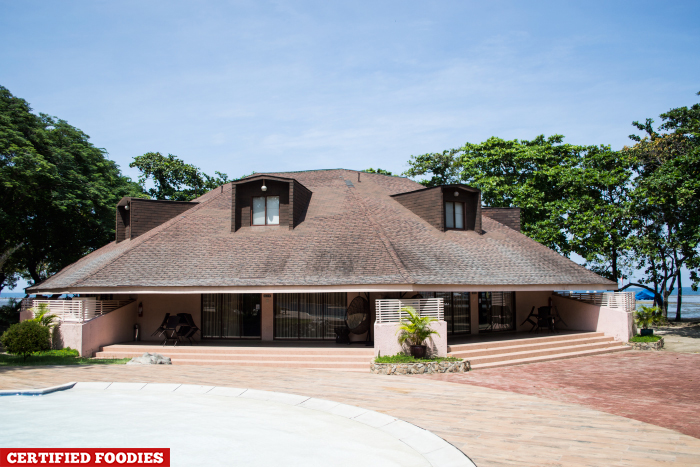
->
[202,294,261,339]
[423,292,470,335]
[478,292,515,332]
[274,293,347,340]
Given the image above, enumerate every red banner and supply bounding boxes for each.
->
[0,449,170,467]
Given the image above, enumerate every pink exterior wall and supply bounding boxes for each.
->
[261,293,274,340]
[19,309,34,322]
[45,301,138,356]
[80,301,138,356]
[374,321,447,357]
[135,294,201,342]
[551,294,634,342]
[53,322,83,352]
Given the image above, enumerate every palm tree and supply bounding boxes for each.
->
[395,306,440,347]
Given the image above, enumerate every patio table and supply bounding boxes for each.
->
[161,314,194,346]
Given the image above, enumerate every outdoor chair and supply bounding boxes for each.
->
[180,313,200,345]
[162,315,183,346]
[536,306,556,333]
[151,313,170,337]
[175,324,191,345]
[335,296,371,345]
[551,305,568,329]
[520,307,538,332]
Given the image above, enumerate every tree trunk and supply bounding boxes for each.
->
[662,289,671,316]
[676,272,682,322]
[611,249,619,284]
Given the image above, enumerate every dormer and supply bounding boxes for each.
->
[116,197,198,243]
[391,185,482,233]
[230,175,312,232]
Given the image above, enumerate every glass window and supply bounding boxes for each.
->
[445,202,455,228]
[252,197,266,225]
[454,202,464,229]
[266,196,279,225]
[445,201,465,229]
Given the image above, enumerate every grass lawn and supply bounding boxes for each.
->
[629,335,662,343]
[375,354,462,364]
[0,348,130,366]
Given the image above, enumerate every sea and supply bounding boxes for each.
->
[4,288,699,319]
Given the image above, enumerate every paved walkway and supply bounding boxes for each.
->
[429,350,700,439]
[2,364,699,466]
[655,320,700,353]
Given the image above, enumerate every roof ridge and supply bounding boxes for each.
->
[344,184,413,284]
[244,168,410,179]
[65,186,230,288]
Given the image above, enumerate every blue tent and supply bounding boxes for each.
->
[635,289,655,300]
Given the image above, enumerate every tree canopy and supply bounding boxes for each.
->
[130,152,229,201]
[404,92,700,318]
[0,86,143,290]
[363,168,393,176]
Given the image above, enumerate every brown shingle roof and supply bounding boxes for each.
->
[29,169,615,292]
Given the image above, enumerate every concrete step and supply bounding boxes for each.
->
[166,359,370,370]
[452,341,625,365]
[95,350,372,362]
[448,336,615,359]
[100,344,374,357]
[447,332,607,353]
[468,344,630,370]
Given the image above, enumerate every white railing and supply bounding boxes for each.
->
[554,291,636,313]
[20,298,134,323]
[375,298,444,323]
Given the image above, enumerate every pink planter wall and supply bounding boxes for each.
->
[374,321,447,358]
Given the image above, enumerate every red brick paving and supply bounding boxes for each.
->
[428,350,700,439]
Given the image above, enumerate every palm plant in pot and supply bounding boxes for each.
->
[395,306,440,359]
[635,305,661,336]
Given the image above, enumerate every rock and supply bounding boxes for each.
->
[370,359,470,375]
[126,352,172,365]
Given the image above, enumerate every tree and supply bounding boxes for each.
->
[405,136,635,282]
[130,152,229,201]
[621,95,700,319]
[363,168,393,176]
[555,147,634,282]
[0,86,144,288]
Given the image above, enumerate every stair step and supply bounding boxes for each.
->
[448,336,614,359]
[95,351,372,362]
[468,344,630,370]
[447,332,607,353]
[451,341,624,365]
[166,359,369,369]
[100,344,373,356]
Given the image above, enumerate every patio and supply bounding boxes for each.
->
[2,355,699,467]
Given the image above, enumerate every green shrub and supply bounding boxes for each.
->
[375,353,461,364]
[1,321,50,360]
[32,347,79,357]
[630,335,661,343]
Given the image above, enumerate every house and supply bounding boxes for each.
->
[25,169,634,366]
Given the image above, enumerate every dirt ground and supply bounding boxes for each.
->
[655,319,700,353]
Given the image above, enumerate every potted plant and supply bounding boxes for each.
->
[634,305,660,336]
[396,306,440,359]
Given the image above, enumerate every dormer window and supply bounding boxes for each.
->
[252,196,280,225]
[445,201,464,229]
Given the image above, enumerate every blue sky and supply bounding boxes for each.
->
[1,0,699,291]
